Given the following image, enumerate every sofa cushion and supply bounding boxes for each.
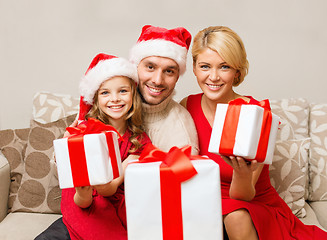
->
[308,103,327,201]
[270,98,310,200]
[32,92,79,124]
[298,202,326,231]
[11,114,76,214]
[309,201,327,230]
[0,128,30,211]
[269,138,310,218]
[270,98,309,141]
[0,212,62,240]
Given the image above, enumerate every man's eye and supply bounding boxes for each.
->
[147,65,154,70]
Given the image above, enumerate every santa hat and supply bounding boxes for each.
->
[129,25,192,75]
[78,53,138,121]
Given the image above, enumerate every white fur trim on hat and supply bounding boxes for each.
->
[129,39,188,75]
[79,58,138,105]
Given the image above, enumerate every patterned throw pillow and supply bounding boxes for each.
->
[270,98,309,141]
[11,114,76,213]
[0,128,30,211]
[269,138,310,218]
[308,103,327,201]
[32,92,79,124]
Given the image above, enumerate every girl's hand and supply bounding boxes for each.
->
[95,155,138,197]
[94,181,117,196]
[63,119,78,138]
[74,186,93,208]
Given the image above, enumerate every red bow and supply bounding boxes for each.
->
[66,118,122,140]
[138,144,198,183]
[229,98,271,111]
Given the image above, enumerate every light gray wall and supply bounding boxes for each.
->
[1,0,326,129]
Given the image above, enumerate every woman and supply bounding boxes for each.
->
[181,26,327,240]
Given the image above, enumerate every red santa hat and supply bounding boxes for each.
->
[129,25,192,75]
[78,53,138,121]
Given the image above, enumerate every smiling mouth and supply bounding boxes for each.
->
[147,85,164,94]
[109,105,124,109]
[206,83,223,90]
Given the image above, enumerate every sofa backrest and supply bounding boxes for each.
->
[1,92,326,219]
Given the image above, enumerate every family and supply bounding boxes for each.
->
[36,25,327,240]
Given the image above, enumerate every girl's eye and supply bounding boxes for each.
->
[120,89,127,93]
[100,90,109,95]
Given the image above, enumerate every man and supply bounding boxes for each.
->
[35,25,198,240]
[129,25,199,154]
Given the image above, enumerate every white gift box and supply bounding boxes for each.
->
[53,131,122,189]
[208,103,280,164]
[125,159,222,240]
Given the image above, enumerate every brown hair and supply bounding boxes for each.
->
[192,26,249,86]
[85,77,144,153]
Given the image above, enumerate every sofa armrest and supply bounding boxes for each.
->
[0,152,10,222]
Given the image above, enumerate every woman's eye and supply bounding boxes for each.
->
[221,65,231,70]
[200,65,209,69]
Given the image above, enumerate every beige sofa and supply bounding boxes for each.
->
[0,92,326,240]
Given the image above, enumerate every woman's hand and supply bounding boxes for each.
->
[221,155,263,201]
[74,186,93,208]
[222,155,259,176]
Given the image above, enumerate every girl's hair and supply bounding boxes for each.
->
[192,26,249,86]
[85,77,144,153]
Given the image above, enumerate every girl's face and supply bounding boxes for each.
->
[97,76,133,122]
[193,48,239,103]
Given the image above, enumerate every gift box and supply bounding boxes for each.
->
[208,99,280,164]
[125,145,222,240]
[53,118,122,189]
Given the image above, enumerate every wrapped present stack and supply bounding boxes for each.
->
[209,98,280,164]
[125,144,223,240]
[53,118,122,189]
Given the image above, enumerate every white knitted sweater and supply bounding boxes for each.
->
[142,93,199,155]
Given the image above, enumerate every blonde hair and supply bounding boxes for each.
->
[192,26,249,86]
[85,77,144,153]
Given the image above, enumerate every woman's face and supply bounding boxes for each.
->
[193,48,239,103]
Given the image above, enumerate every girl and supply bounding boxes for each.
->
[61,53,151,240]
[181,26,327,239]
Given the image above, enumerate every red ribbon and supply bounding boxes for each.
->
[66,118,122,187]
[218,98,272,162]
[138,144,200,240]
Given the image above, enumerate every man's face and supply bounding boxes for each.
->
[137,56,179,105]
